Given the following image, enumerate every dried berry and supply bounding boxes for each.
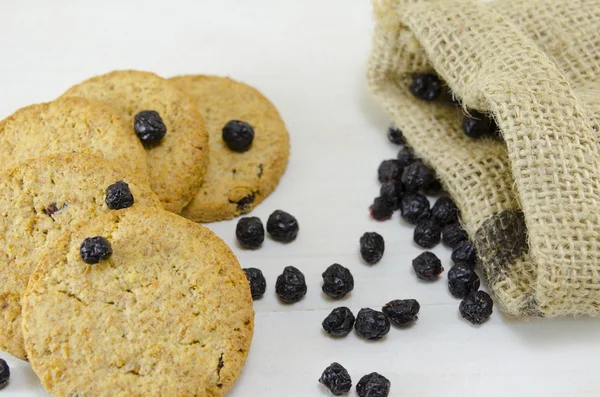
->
[396,146,417,168]
[448,264,480,299]
[387,125,405,145]
[379,181,402,209]
[414,219,441,248]
[382,299,420,326]
[319,362,352,396]
[410,73,442,102]
[377,160,402,183]
[322,307,356,337]
[369,197,395,221]
[360,232,385,265]
[401,162,436,193]
[423,178,443,196]
[236,216,265,249]
[442,222,468,248]
[400,193,430,224]
[134,110,167,145]
[267,210,299,242]
[412,251,443,281]
[452,240,478,267]
[80,236,112,265]
[275,266,307,303]
[356,372,390,397]
[460,290,493,324]
[462,110,498,139]
[431,196,458,226]
[0,358,9,389]
[105,181,134,210]
[322,264,354,299]
[222,120,254,152]
[355,308,390,341]
[243,267,267,299]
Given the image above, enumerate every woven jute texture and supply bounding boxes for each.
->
[367,0,600,317]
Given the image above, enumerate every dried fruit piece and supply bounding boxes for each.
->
[387,125,405,145]
[396,146,417,168]
[105,181,134,210]
[0,358,9,389]
[448,264,480,298]
[243,267,267,299]
[377,160,402,183]
[360,232,385,265]
[401,162,436,193]
[410,73,442,101]
[412,251,443,281]
[462,110,498,139]
[222,119,254,152]
[414,219,441,248]
[236,216,265,249]
[442,222,468,248]
[460,290,493,324]
[431,196,459,227]
[355,308,390,341]
[322,264,354,299]
[80,236,112,265]
[275,266,307,303]
[134,110,167,146]
[322,307,356,337]
[319,362,352,396]
[452,240,478,267]
[382,299,420,326]
[369,197,395,221]
[400,193,430,224]
[267,210,299,242]
[379,181,402,209]
[356,372,390,397]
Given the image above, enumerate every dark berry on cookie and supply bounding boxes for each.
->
[322,307,356,337]
[105,181,134,210]
[382,299,420,326]
[410,73,442,101]
[80,236,112,264]
[222,120,254,152]
[243,267,267,299]
[355,308,390,341]
[359,232,385,265]
[236,216,265,249]
[356,372,391,397]
[322,264,354,299]
[412,251,444,281]
[319,362,353,396]
[134,110,167,146]
[275,266,307,303]
[267,210,299,242]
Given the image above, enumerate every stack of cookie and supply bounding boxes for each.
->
[0,70,290,395]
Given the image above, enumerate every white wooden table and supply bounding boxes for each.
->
[1,1,599,396]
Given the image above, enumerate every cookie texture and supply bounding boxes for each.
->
[170,75,290,222]
[0,96,149,183]
[63,70,209,213]
[0,153,160,359]
[22,207,254,397]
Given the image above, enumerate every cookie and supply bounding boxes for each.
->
[0,96,149,183]
[170,75,290,222]
[63,70,209,213]
[22,207,254,396]
[0,153,160,359]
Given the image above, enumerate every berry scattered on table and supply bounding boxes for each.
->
[377,159,402,183]
[462,110,498,139]
[460,290,494,324]
[382,299,420,326]
[360,232,385,265]
[423,178,443,196]
[369,197,395,221]
[275,266,307,303]
[319,362,353,396]
[387,125,405,145]
[355,308,390,341]
[236,216,265,249]
[322,264,355,299]
[442,222,468,248]
[322,307,356,337]
[448,264,480,299]
[222,119,255,152]
[267,210,299,242]
[410,73,442,102]
[243,267,267,299]
[80,236,112,265]
[414,219,442,248]
[379,181,402,209]
[105,181,134,210]
[356,372,391,397]
[134,110,167,146]
[0,359,9,389]
[412,251,444,281]
[452,240,478,267]
[397,146,417,168]
[401,162,436,193]
[400,193,430,224]
[431,196,459,226]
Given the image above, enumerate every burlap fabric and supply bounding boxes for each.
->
[367,0,600,317]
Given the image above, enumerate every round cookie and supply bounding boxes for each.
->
[63,70,209,213]
[0,153,160,359]
[170,75,290,222]
[0,96,149,183]
[22,207,254,397]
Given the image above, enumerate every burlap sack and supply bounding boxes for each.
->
[367,0,600,317]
